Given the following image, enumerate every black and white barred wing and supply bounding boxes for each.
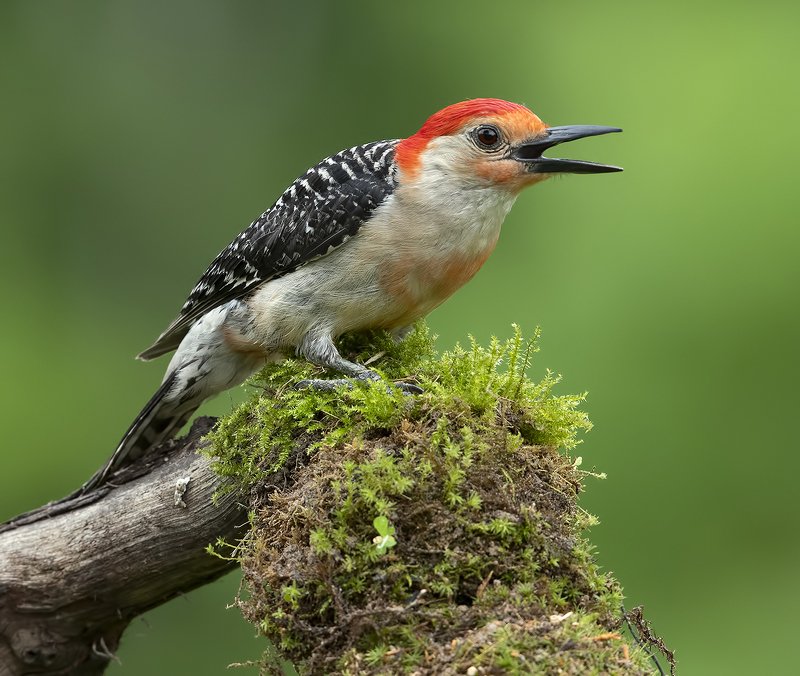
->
[138,140,399,361]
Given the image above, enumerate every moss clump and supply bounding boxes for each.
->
[209,324,657,674]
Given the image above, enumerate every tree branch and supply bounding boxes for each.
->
[0,418,248,676]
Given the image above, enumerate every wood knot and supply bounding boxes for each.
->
[10,627,68,667]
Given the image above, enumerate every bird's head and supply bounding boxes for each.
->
[396,98,622,193]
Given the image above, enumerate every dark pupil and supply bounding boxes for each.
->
[477,127,498,147]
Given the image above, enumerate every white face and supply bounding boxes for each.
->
[419,118,552,194]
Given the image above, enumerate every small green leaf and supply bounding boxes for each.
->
[373,515,394,536]
[372,515,397,554]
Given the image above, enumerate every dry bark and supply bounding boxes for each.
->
[0,417,247,676]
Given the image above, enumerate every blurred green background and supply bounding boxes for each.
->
[1,1,797,674]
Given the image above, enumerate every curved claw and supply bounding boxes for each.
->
[396,382,423,394]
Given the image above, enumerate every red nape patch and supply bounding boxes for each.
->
[396,98,534,175]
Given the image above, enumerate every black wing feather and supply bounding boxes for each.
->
[138,140,399,360]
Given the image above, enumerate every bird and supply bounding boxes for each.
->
[82,98,622,493]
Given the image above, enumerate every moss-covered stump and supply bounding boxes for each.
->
[209,325,657,675]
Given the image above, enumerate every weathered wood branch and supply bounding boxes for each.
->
[0,418,248,676]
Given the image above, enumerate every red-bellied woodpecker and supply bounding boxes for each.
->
[83,98,622,492]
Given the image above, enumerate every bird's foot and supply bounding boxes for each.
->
[295,377,352,392]
[295,376,422,395]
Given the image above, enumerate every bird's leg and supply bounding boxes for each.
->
[296,333,421,393]
[390,325,414,343]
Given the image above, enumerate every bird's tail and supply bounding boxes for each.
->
[80,371,198,493]
[80,301,265,495]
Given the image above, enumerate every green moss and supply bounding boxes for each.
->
[207,324,660,674]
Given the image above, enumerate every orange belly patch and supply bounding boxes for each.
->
[379,243,496,327]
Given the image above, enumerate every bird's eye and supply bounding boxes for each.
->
[474,125,501,150]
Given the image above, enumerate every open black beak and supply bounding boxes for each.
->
[513,125,623,174]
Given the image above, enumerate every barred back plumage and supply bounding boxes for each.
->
[138,140,399,360]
